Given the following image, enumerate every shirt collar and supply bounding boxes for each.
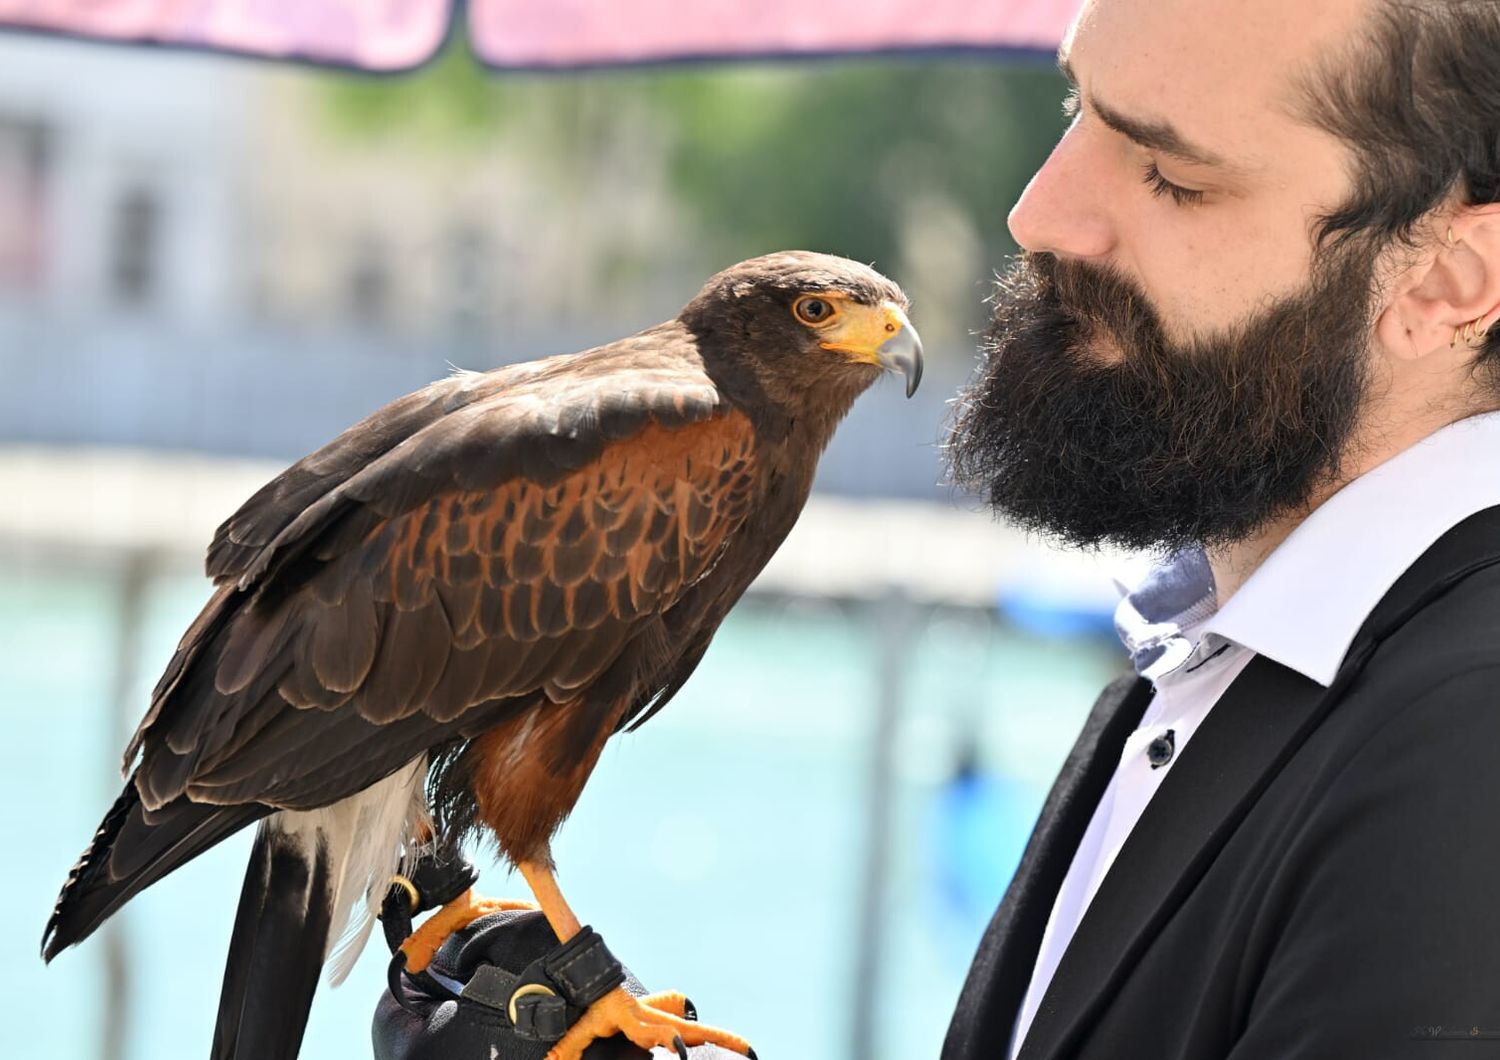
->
[1113,546,1216,678]
[1204,409,1500,686]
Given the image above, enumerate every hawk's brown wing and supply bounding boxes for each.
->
[128,332,761,813]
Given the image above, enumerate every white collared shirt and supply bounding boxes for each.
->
[1007,408,1500,1059]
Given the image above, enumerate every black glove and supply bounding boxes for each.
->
[372,909,748,1060]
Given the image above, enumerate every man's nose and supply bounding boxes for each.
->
[1007,125,1117,260]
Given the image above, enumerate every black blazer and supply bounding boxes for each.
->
[944,504,1500,1060]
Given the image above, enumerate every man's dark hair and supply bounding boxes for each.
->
[1291,0,1500,373]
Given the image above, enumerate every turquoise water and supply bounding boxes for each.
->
[2,553,1122,1060]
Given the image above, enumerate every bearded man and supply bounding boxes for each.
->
[942,1,1500,1058]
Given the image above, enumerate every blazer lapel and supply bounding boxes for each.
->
[1013,655,1323,1060]
[1016,502,1500,1060]
[942,672,1154,1060]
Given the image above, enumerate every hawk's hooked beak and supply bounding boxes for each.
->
[819,301,925,398]
[877,318,924,398]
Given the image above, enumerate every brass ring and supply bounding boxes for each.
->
[389,874,420,913]
[508,982,558,1025]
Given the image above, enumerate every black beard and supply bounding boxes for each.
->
[945,246,1380,556]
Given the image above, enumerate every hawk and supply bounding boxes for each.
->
[43,251,923,1060]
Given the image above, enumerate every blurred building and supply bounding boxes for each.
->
[244,70,698,338]
[0,36,247,322]
[0,35,682,472]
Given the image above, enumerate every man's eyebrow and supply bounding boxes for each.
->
[1057,52,1254,177]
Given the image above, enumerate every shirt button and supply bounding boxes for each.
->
[1147,728,1176,769]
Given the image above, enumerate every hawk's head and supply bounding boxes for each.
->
[680,250,923,403]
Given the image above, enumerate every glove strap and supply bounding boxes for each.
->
[378,846,482,953]
[458,925,626,1042]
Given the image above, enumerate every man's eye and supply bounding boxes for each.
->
[1141,160,1205,207]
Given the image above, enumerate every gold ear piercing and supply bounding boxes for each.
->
[1452,316,1491,347]
[1447,225,1457,247]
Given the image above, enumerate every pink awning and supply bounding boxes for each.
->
[0,0,1076,72]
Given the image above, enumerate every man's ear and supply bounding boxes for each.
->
[1375,202,1500,361]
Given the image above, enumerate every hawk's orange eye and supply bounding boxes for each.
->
[793,295,838,327]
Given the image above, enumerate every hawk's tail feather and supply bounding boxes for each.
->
[42,782,266,961]
[211,821,335,1060]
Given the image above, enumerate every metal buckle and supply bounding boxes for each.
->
[508,982,559,1026]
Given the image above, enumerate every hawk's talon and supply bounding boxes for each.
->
[540,985,752,1060]
[639,991,696,1021]
[387,950,422,1015]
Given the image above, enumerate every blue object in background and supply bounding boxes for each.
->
[932,750,1037,951]
[998,579,1122,641]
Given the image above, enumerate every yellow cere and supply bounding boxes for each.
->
[815,298,912,364]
